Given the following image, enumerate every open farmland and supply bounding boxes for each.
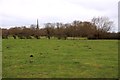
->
[2,39,118,78]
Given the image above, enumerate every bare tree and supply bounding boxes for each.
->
[2,29,9,39]
[45,23,55,39]
[91,16,113,32]
[55,23,67,39]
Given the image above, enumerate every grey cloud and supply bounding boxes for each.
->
[0,0,119,32]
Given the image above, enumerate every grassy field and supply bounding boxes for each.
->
[2,39,118,78]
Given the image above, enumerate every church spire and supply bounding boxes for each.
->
[36,19,39,29]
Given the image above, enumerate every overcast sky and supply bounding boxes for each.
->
[0,0,119,32]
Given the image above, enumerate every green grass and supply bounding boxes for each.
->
[2,39,118,78]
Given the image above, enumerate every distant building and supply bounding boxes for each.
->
[30,19,39,29]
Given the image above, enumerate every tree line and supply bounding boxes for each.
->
[1,17,120,40]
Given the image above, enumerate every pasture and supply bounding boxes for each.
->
[2,39,118,78]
